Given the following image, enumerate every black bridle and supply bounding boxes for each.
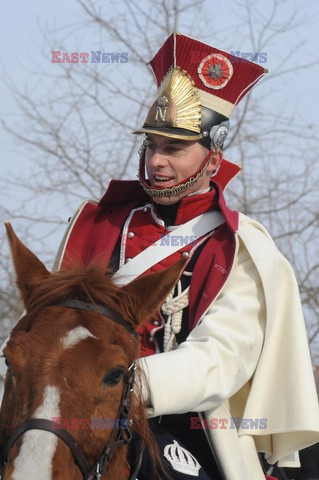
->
[0,299,140,480]
[58,298,139,342]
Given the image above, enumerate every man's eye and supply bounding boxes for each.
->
[166,147,180,154]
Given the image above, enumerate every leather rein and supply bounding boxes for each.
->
[0,299,140,480]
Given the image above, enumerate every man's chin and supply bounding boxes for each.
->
[151,194,183,205]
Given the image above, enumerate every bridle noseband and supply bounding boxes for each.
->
[0,299,139,480]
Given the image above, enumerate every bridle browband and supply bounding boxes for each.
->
[56,298,139,342]
[0,299,140,480]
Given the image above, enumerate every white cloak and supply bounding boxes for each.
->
[138,213,319,480]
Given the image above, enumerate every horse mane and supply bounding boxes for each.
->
[24,261,134,323]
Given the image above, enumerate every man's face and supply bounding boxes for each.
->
[144,134,220,205]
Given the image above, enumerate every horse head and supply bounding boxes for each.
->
[0,224,185,479]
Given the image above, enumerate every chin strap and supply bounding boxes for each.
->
[138,141,219,198]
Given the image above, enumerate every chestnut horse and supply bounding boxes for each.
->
[0,224,184,480]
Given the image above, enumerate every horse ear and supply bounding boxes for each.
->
[5,223,50,309]
[120,258,187,325]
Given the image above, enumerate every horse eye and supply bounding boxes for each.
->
[102,367,126,386]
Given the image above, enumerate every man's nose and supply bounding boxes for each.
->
[148,150,169,167]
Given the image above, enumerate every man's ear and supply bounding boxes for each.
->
[207,149,222,175]
[5,223,50,310]
[119,258,187,326]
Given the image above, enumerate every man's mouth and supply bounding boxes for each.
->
[151,175,176,188]
[153,175,174,183]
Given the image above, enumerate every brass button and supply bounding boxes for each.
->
[128,232,135,239]
[182,251,190,258]
[143,206,148,213]
[125,257,132,263]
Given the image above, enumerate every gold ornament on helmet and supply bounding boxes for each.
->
[135,67,202,139]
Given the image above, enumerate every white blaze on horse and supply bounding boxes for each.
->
[0,224,184,480]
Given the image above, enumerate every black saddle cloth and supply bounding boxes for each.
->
[129,418,223,480]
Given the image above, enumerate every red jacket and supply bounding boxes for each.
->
[61,178,238,331]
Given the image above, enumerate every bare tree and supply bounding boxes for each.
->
[0,223,24,341]
[1,0,319,362]
[0,0,207,336]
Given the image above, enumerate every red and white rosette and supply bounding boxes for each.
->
[198,53,233,90]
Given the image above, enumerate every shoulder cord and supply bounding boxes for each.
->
[161,272,191,352]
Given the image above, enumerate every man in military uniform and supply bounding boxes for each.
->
[54,33,319,479]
